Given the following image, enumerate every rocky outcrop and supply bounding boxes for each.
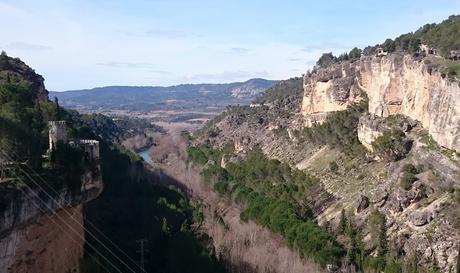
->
[302,54,460,151]
[302,61,362,126]
[0,53,49,102]
[357,115,388,151]
[0,168,103,273]
[355,195,369,213]
[0,205,84,273]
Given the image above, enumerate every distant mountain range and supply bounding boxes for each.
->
[50,78,277,113]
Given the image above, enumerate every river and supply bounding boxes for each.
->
[138,148,152,163]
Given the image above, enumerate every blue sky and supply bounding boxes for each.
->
[1,0,459,91]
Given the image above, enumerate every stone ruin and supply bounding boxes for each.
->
[419,44,438,56]
[48,121,100,162]
[375,47,388,57]
[48,121,67,151]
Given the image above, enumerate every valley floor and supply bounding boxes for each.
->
[139,128,327,273]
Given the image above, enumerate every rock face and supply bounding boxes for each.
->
[355,195,369,213]
[357,115,388,151]
[302,61,362,126]
[0,205,84,273]
[302,54,460,151]
[0,168,103,273]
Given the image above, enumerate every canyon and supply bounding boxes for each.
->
[192,53,460,272]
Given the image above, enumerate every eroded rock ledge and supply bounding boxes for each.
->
[302,54,460,151]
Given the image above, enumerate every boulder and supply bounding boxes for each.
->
[371,188,388,207]
[356,195,370,213]
[410,211,432,226]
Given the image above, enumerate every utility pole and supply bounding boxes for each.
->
[136,239,148,273]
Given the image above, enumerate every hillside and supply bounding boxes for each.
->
[50,78,277,113]
[184,17,460,273]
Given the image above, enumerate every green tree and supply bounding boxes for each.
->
[371,129,411,161]
[339,209,347,234]
[349,47,362,60]
[54,96,61,120]
[316,52,336,68]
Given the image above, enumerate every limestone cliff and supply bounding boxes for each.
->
[0,168,103,273]
[302,54,460,151]
[0,205,84,273]
[198,72,460,272]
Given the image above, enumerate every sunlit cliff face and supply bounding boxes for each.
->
[302,54,460,151]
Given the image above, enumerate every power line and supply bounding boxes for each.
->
[8,168,122,273]
[1,148,137,273]
[2,144,143,273]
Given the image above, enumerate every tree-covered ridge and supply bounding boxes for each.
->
[254,77,304,106]
[315,15,460,68]
[0,53,90,192]
[0,51,48,102]
[187,146,344,267]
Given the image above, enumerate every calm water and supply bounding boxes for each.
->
[138,149,151,163]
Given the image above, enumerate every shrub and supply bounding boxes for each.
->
[214,181,229,195]
[329,161,339,173]
[301,100,368,155]
[400,163,419,190]
[187,145,221,165]
[371,129,412,161]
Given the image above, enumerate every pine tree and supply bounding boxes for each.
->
[339,209,347,234]
[378,214,388,257]
[54,96,61,120]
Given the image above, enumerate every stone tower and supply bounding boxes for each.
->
[49,121,67,150]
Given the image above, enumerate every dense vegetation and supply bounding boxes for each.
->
[254,77,303,106]
[371,129,412,161]
[82,143,226,273]
[299,100,368,155]
[316,47,362,68]
[0,57,86,190]
[50,92,228,273]
[187,141,435,273]
[0,83,51,167]
[188,146,344,267]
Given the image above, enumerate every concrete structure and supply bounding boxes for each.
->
[80,140,100,161]
[376,48,388,57]
[68,139,100,162]
[48,120,99,162]
[48,121,67,151]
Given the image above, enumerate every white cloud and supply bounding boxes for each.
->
[7,42,53,51]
